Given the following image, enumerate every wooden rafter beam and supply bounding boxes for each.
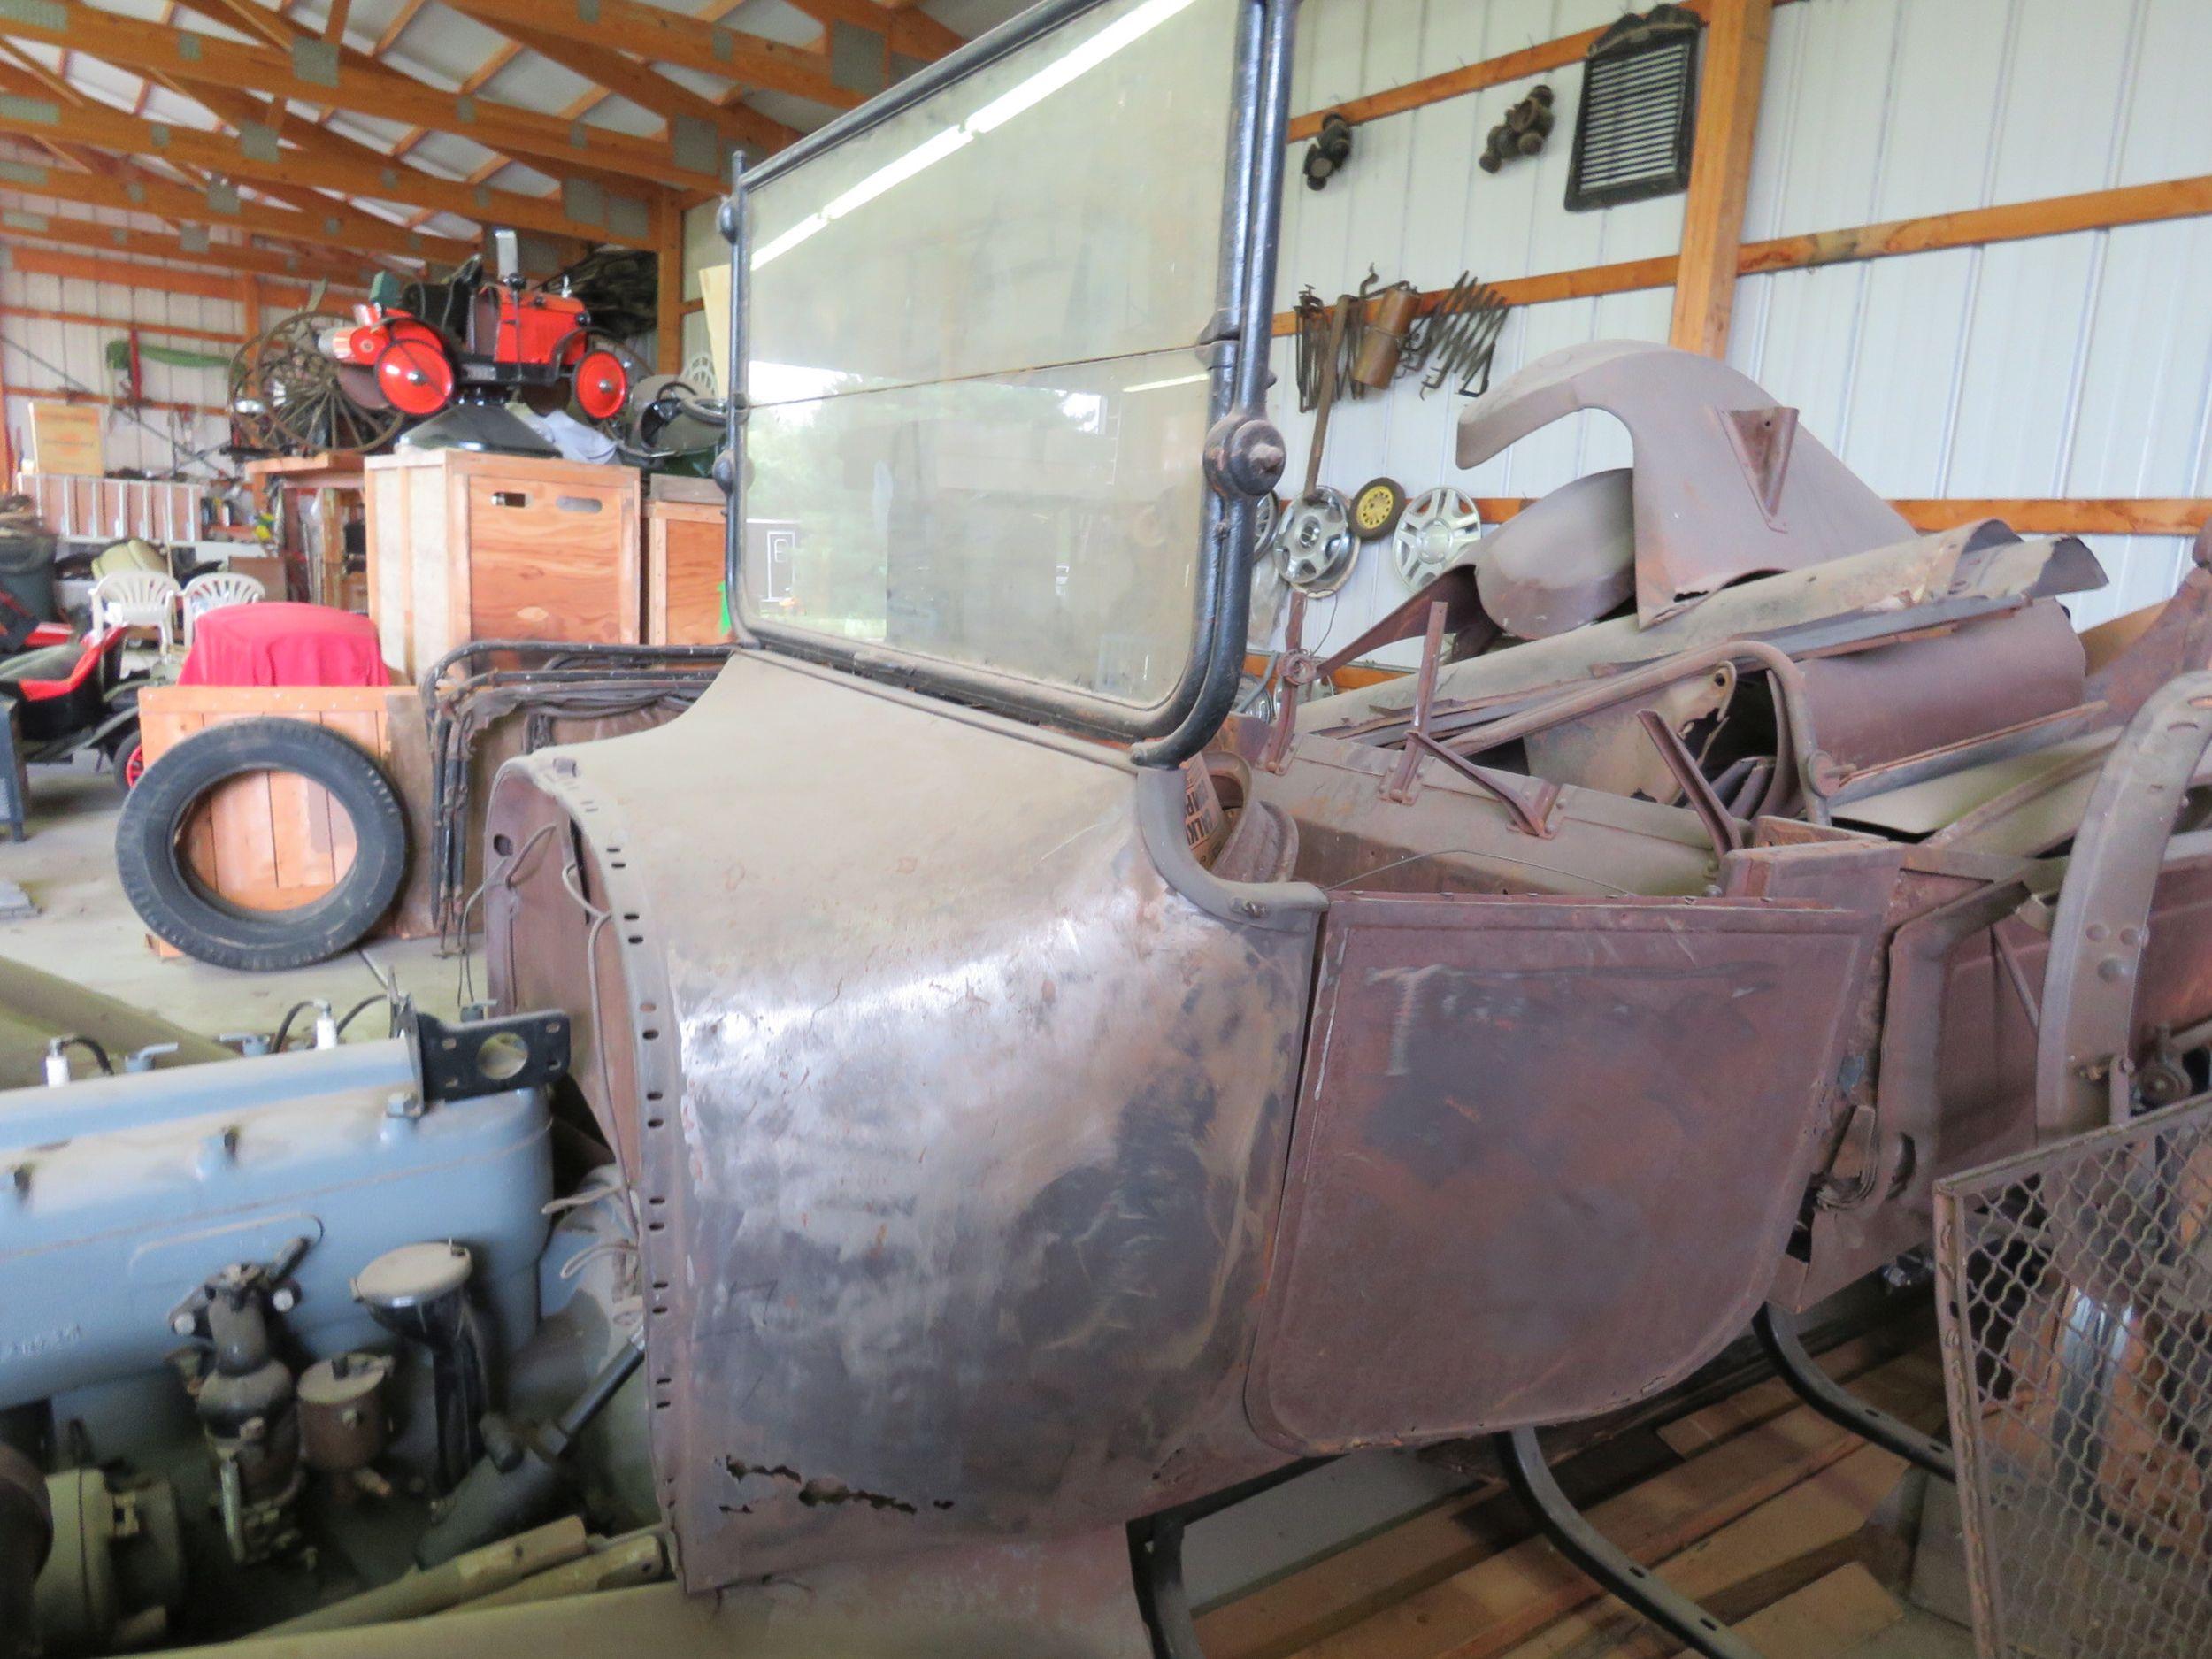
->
[0,204,374,283]
[0,0,719,195]
[0,91,644,244]
[783,0,963,61]
[147,75,478,264]
[434,0,868,111]
[0,147,462,265]
[373,0,430,54]
[388,30,522,165]
[442,9,801,157]
[1670,0,1772,356]
[1465,497,2212,538]
[1284,0,1808,144]
[7,243,357,303]
[1269,175,2212,334]
[193,0,291,49]
[0,303,242,344]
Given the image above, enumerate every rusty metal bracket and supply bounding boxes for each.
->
[1380,602,1560,835]
[1396,733,1563,837]
[1636,706,1744,856]
[1260,592,1315,774]
[1720,405,1798,529]
[1752,1303,1955,1480]
[1440,638,1829,824]
[1497,1427,1767,1659]
[1379,601,1448,802]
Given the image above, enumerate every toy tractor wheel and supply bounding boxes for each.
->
[373,323,457,419]
[572,347,630,422]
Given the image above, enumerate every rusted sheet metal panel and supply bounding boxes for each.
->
[1454,342,1913,623]
[1219,718,1724,899]
[489,654,1321,1589]
[1302,524,2100,740]
[1246,842,1899,1452]
[1794,602,2083,771]
[1778,857,2212,1310]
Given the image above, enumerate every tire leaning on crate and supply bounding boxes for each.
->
[116,716,408,972]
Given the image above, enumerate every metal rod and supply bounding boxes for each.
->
[1496,1427,1769,1659]
[1751,1304,1956,1481]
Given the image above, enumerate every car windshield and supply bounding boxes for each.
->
[734,0,1244,715]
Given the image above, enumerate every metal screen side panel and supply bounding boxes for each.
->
[1934,1094,2212,1659]
[1936,1177,2013,1659]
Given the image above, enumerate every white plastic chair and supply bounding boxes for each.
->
[181,570,266,648]
[90,569,182,656]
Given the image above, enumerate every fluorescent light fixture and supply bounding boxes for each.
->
[753,0,1202,273]
[1121,372,1209,394]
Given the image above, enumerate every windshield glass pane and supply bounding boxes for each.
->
[741,0,1240,709]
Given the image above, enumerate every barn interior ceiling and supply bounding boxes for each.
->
[0,0,1020,287]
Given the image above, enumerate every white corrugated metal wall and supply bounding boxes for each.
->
[0,191,240,482]
[1271,0,2212,664]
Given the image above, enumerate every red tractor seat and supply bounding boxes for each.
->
[0,627,124,741]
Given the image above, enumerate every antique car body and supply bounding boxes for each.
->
[473,0,2212,1633]
[4,0,2211,1654]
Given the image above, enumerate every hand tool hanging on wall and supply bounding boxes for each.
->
[1293,288,1332,414]
[1273,296,1359,595]
[1351,280,1423,390]
[1412,277,1509,397]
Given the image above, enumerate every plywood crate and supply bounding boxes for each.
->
[137,685,434,954]
[365,450,641,681]
[645,498,731,646]
[25,403,103,476]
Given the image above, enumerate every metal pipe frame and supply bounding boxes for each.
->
[1496,1427,1768,1659]
[1752,1303,1956,1480]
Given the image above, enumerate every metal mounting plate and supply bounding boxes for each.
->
[411,1010,570,1102]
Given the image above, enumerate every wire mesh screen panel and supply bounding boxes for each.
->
[1563,8,1701,213]
[1935,1094,2212,1659]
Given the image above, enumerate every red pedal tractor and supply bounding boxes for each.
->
[323,230,629,455]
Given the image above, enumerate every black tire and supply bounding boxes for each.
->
[116,717,408,972]
[109,731,143,795]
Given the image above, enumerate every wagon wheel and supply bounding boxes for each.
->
[229,312,404,457]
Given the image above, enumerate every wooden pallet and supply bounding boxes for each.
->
[1198,1329,1951,1659]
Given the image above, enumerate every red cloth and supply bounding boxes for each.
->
[176,603,391,688]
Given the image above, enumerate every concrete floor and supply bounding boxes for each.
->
[4,757,1979,1658]
[1,755,462,1036]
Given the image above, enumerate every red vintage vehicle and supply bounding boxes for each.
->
[0,626,147,792]
[322,230,628,451]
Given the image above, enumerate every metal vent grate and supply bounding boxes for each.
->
[1935,1094,2212,1659]
[1564,8,1701,213]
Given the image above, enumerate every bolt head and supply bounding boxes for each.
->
[171,1311,196,1336]
[271,1287,297,1313]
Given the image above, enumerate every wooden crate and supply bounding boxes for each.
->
[645,498,731,646]
[365,449,641,681]
[136,685,433,954]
